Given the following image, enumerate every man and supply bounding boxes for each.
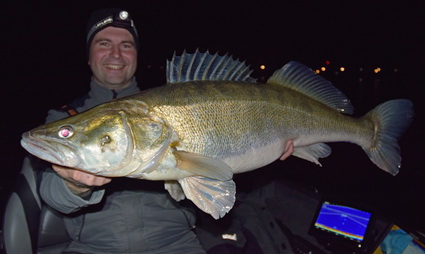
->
[39,8,206,253]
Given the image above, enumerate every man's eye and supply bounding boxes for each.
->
[99,42,109,47]
[122,43,133,49]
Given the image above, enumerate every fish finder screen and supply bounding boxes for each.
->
[314,201,372,242]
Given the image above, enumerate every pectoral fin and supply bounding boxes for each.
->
[293,143,331,166]
[179,176,236,219]
[174,151,233,180]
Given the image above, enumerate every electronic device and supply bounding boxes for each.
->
[309,199,374,253]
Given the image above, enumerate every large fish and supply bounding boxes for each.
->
[21,51,414,219]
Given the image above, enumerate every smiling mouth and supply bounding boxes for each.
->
[104,64,125,70]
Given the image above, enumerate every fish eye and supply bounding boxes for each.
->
[58,126,74,138]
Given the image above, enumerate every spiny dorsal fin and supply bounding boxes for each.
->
[166,49,257,83]
[267,61,354,114]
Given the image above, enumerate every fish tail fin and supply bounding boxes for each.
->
[363,99,413,175]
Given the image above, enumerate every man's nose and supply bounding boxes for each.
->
[111,45,122,58]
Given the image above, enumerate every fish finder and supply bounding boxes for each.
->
[309,200,374,253]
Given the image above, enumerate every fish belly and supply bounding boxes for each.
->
[221,138,286,174]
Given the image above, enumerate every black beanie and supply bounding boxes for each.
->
[86,8,140,51]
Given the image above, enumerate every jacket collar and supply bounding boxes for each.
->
[88,77,140,104]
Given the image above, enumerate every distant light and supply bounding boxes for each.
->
[260,65,266,70]
[374,67,381,74]
[359,67,363,72]
[321,67,326,72]
[340,67,345,72]
[315,69,320,74]
[325,60,330,65]
[394,68,398,72]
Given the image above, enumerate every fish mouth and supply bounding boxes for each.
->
[21,132,80,168]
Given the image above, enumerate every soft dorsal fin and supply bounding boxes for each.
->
[166,50,257,83]
[267,61,354,114]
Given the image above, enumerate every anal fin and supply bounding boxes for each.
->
[293,143,332,166]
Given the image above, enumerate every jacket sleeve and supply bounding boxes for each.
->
[39,167,105,214]
[45,108,71,124]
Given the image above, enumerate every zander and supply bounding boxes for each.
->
[21,51,414,219]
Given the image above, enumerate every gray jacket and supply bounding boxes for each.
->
[39,78,206,254]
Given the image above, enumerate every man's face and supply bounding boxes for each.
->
[88,26,138,89]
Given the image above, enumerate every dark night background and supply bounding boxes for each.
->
[1,0,424,233]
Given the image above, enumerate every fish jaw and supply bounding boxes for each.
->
[21,132,80,168]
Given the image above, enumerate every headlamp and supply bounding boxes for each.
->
[86,10,139,50]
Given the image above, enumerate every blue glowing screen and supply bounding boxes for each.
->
[314,202,372,242]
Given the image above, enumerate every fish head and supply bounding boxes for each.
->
[21,100,172,177]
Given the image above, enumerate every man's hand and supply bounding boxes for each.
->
[280,140,294,161]
[52,164,112,196]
